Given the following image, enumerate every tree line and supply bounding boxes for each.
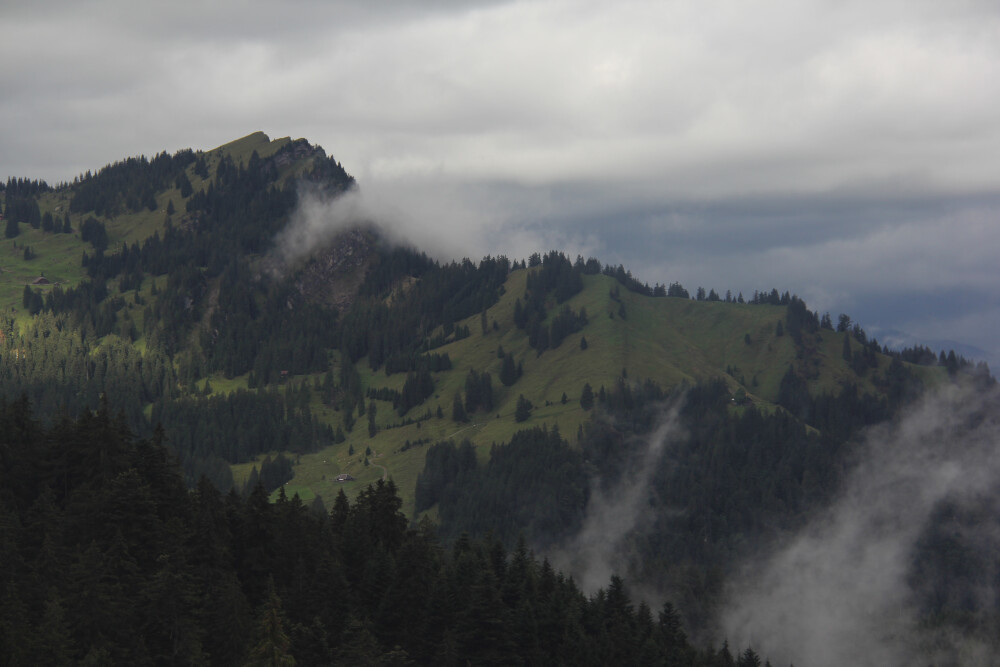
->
[0,396,769,666]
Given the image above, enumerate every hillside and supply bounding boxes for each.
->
[1,132,308,309]
[3,133,996,656]
[266,267,923,516]
[1,131,969,508]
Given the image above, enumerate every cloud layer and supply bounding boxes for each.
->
[719,383,1000,666]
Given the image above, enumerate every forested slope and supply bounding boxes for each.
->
[0,398,756,665]
[3,133,997,660]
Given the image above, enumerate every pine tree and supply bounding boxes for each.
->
[515,395,532,422]
[737,646,762,667]
[245,578,296,666]
[500,354,517,387]
[30,589,74,666]
[452,394,468,423]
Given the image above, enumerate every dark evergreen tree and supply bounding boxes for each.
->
[515,395,532,423]
[245,578,295,666]
[499,353,518,387]
[452,394,468,423]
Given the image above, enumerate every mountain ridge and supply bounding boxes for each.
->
[0,132,975,507]
[2,133,998,659]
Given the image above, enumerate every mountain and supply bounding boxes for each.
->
[2,133,997,663]
[3,132,976,501]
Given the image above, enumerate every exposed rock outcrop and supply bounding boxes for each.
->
[290,228,377,311]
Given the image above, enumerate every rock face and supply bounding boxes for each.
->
[272,138,326,170]
[292,227,377,312]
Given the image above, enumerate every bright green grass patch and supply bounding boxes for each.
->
[208,131,290,166]
[197,372,251,396]
[270,484,316,502]
[0,193,92,311]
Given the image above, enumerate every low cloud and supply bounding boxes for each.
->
[718,383,1000,666]
[274,176,607,269]
[550,402,684,594]
[273,179,487,267]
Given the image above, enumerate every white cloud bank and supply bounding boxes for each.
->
[719,383,1000,666]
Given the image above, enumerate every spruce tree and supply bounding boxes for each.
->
[452,394,468,423]
[515,395,532,422]
[245,578,296,666]
[500,354,517,387]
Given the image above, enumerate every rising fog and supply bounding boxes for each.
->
[719,383,1000,666]
[550,402,684,594]
[272,177,607,272]
[272,179,495,268]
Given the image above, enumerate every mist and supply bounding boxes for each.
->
[271,178,512,269]
[719,383,1000,666]
[550,402,684,594]
[271,175,614,274]
[270,180,477,270]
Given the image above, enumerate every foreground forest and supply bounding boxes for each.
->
[0,398,770,666]
[2,132,999,664]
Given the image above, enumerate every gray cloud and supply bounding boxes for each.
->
[718,383,1000,666]
[6,0,998,189]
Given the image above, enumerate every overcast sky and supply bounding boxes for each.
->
[2,0,999,360]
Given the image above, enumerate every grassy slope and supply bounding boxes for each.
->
[276,268,927,517]
[2,133,949,515]
[0,132,301,309]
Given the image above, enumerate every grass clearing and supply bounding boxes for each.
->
[276,270,823,514]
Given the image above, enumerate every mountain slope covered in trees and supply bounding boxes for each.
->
[1,398,743,665]
[2,133,997,661]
